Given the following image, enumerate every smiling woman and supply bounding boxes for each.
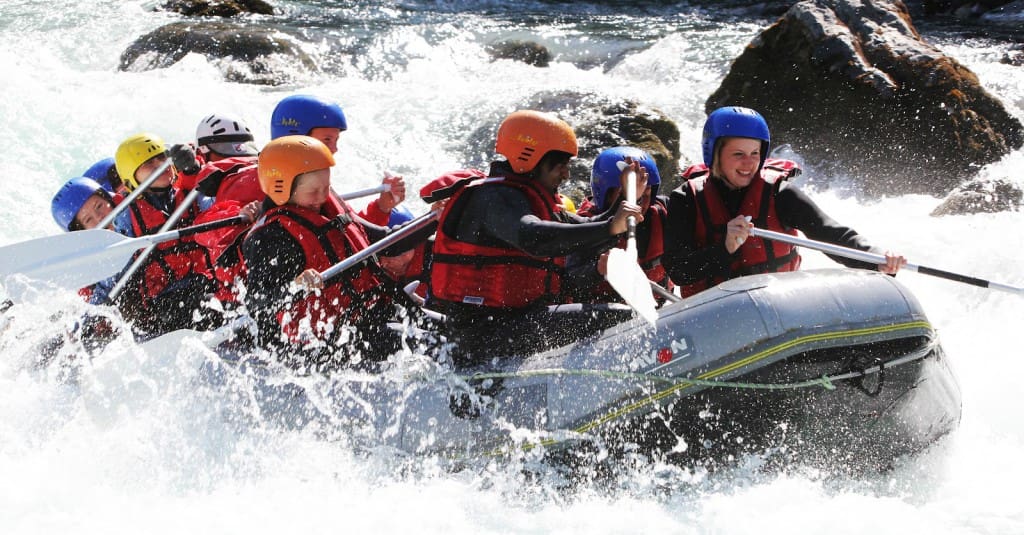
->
[0,1,1022,533]
[662,106,907,298]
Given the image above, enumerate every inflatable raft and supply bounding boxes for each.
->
[298,268,962,470]
[82,268,960,471]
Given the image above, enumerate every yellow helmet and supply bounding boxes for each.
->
[495,110,577,173]
[258,135,336,205]
[559,194,577,214]
[115,133,167,191]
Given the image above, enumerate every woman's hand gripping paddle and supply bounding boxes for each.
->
[750,226,1024,295]
[605,161,659,327]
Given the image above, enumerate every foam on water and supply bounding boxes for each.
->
[2,1,1023,533]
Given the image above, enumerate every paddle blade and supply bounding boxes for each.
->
[0,229,145,292]
[606,247,659,327]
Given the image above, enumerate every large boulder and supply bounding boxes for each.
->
[486,40,551,67]
[159,0,274,17]
[930,176,1022,215]
[706,0,1023,196]
[462,92,681,202]
[119,22,316,85]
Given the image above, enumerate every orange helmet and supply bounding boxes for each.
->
[495,110,577,173]
[258,135,335,205]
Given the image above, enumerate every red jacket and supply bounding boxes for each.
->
[679,159,802,297]
[254,199,385,344]
[431,173,565,309]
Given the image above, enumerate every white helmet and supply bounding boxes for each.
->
[196,113,259,157]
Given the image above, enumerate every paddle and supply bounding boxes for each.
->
[321,210,439,283]
[650,281,681,303]
[604,162,659,327]
[336,183,389,201]
[106,189,207,302]
[96,159,172,230]
[750,227,1024,295]
[0,215,248,293]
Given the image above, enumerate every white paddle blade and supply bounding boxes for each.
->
[606,247,659,327]
[0,229,147,291]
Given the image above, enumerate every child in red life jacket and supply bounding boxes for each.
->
[241,136,435,371]
[663,107,906,298]
[112,133,228,337]
[570,146,674,304]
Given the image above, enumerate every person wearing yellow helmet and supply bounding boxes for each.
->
[427,110,645,364]
[112,132,229,336]
[241,135,434,370]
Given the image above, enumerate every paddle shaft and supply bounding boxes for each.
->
[321,210,438,283]
[750,227,1024,295]
[624,170,638,251]
[337,184,388,201]
[96,159,172,230]
[106,189,204,302]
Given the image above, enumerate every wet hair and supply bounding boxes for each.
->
[531,150,574,178]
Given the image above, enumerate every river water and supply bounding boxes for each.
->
[1,1,1022,533]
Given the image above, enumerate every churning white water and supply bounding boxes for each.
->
[1,1,1023,533]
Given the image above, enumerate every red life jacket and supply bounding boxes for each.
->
[256,199,385,343]
[127,190,219,301]
[577,197,672,299]
[431,173,566,309]
[195,157,264,206]
[679,159,802,297]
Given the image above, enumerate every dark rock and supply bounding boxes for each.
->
[159,0,274,17]
[119,22,316,85]
[981,0,1024,25]
[707,0,1023,197]
[921,0,1014,16]
[487,41,551,68]
[463,92,681,201]
[930,176,1022,215]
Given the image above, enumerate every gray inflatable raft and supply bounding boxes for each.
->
[317,269,962,470]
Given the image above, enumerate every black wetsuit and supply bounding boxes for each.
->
[429,161,633,364]
[662,177,885,287]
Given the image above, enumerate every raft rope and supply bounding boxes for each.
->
[455,337,937,393]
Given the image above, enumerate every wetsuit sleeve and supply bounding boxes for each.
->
[241,223,307,343]
[472,187,619,257]
[349,212,439,256]
[775,184,882,271]
[661,187,736,285]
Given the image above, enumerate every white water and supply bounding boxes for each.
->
[1,1,1023,533]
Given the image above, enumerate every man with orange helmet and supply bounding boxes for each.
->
[428,110,644,362]
[241,136,434,370]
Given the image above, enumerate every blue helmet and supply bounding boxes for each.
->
[590,146,662,211]
[270,95,348,140]
[701,106,770,171]
[51,177,108,231]
[82,157,120,193]
[387,204,415,228]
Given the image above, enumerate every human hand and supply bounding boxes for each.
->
[292,268,324,291]
[878,251,907,274]
[609,200,644,235]
[239,200,261,223]
[597,251,610,276]
[378,173,407,213]
[168,143,200,175]
[725,215,752,254]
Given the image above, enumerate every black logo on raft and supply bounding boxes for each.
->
[635,335,693,369]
